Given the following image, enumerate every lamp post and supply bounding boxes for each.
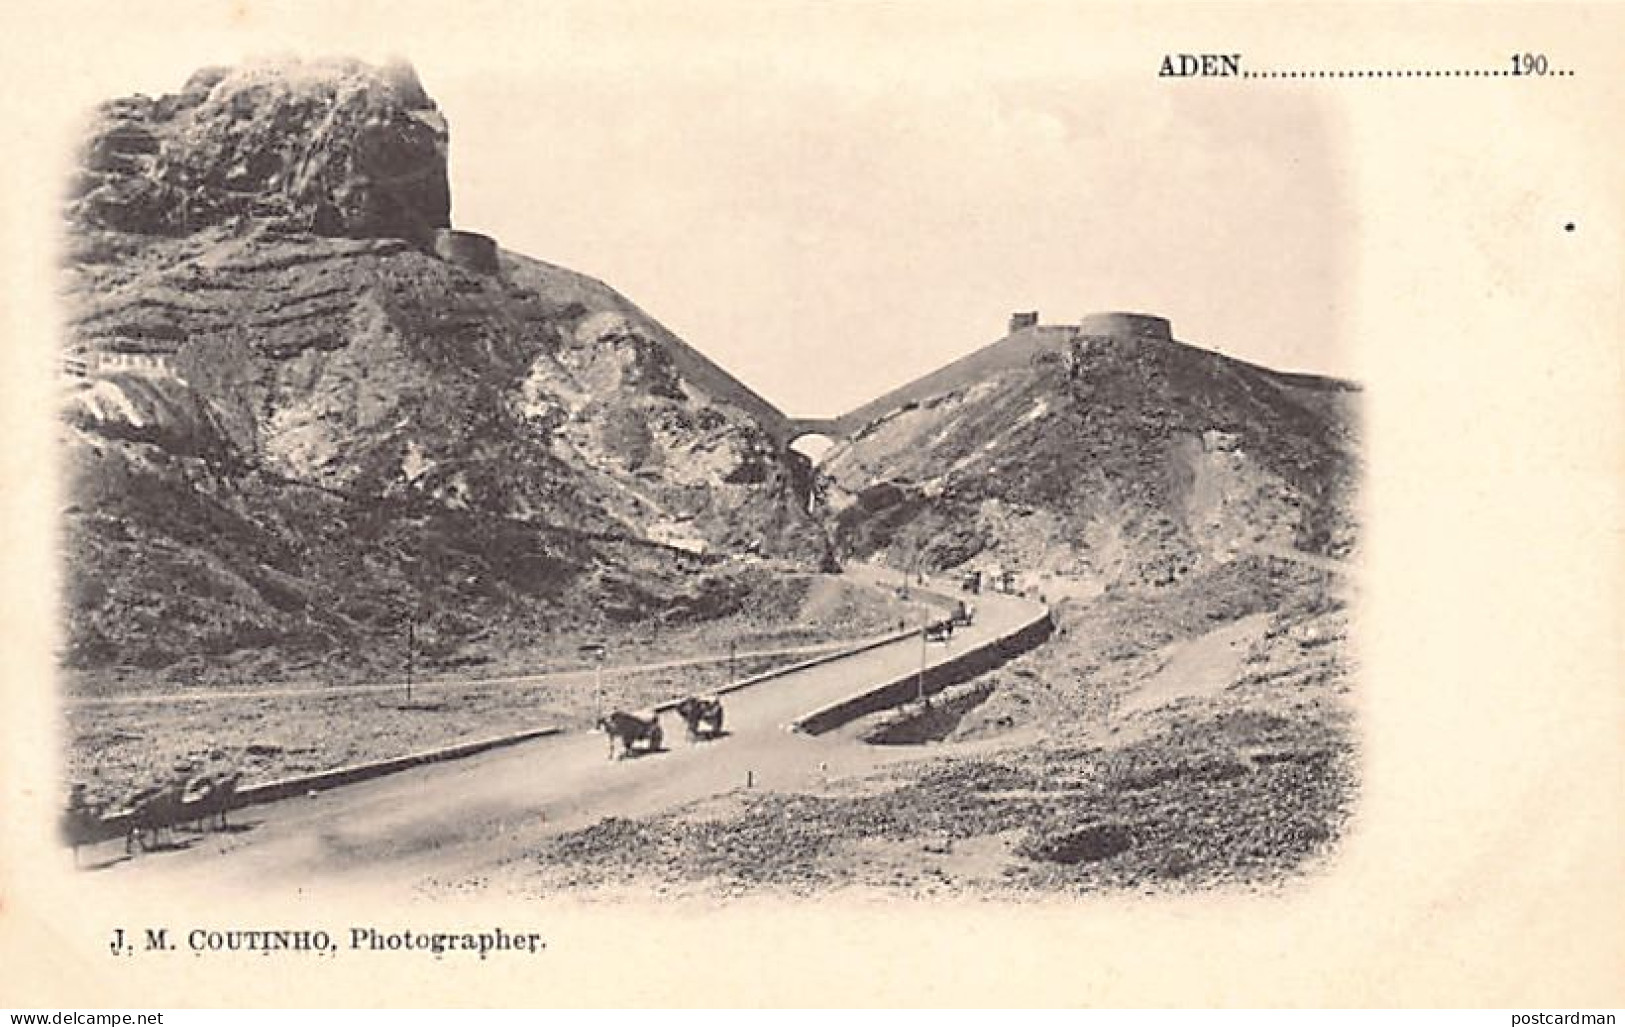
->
[728,639,737,688]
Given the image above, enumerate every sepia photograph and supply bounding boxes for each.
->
[51,52,1359,900]
[1,0,1620,1010]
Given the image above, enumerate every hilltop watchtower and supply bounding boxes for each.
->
[1008,311,1040,333]
[1078,312,1172,343]
[432,228,500,274]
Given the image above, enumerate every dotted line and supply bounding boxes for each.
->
[1241,68,1575,79]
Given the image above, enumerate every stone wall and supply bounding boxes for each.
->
[792,609,1054,735]
[89,351,176,378]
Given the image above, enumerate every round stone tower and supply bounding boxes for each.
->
[432,228,500,275]
[1078,312,1172,343]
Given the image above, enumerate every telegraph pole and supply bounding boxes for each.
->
[729,639,737,688]
[579,642,607,714]
[405,617,415,705]
[918,623,928,704]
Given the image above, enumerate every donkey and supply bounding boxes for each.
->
[597,710,664,759]
[673,695,725,741]
[181,771,243,832]
[122,783,187,853]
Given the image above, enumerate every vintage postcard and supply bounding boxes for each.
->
[0,0,1619,1009]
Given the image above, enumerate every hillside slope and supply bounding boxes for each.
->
[60,59,828,688]
[821,321,1359,593]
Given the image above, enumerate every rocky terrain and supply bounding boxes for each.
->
[60,58,830,690]
[820,316,1359,594]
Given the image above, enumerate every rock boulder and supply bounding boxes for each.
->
[69,57,451,245]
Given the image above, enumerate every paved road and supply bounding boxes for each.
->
[78,575,1044,895]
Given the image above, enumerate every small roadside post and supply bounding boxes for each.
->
[579,642,608,715]
[405,616,415,706]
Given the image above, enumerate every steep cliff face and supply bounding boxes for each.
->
[60,60,829,686]
[69,58,450,244]
[821,325,1359,593]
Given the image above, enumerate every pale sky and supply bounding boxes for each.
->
[24,3,1352,418]
[439,65,1350,417]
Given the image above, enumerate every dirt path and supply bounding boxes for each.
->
[1115,612,1271,718]
[74,580,1041,897]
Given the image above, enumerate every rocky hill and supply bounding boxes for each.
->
[59,59,829,688]
[820,313,1359,593]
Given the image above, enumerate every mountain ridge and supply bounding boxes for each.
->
[793,311,1355,445]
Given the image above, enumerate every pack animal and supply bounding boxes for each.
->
[181,771,243,832]
[121,783,187,853]
[673,695,725,741]
[60,787,108,865]
[597,710,664,759]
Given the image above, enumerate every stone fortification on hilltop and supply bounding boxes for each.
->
[818,306,1360,590]
[791,310,1178,442]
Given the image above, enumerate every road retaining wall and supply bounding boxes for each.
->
[791,608,1054,735]
[75,726,565,845]
[234,726,564,806]
[651,625,923,712]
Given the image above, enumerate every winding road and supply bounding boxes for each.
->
[77,573,1046,895]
